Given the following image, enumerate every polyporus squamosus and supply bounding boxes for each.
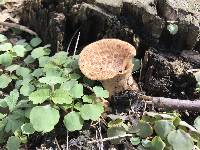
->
[79,39,139,96]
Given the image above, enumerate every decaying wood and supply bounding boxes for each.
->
[138,94,200,112]
[0,21,37,35]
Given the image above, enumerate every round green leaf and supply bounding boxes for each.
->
[39,56,50,67]
[52,89,73,104]
[13,45,27,57]
[51,51,68,65]
[167,129,194,150]
[0,52,12,66]
[39,76,67,85]
[80,103,104,121]
[93,86,109,98]
[16,67,31,77]
[30,106,60,132]
[0,43,12,51]
[31,47,50,59]
[24,55,35,64]
[194,116,200,132]
[30,37,42,47]
[133,58,141,71]
[82,95,94,103]
[167,24,178,35]
[6,136,20,150]
[107,127,127,144]
[61,80,78,91]
[21,123,35,134]
[154,120,175,139]
[137,120,153,138]
[150,136,166,150]
[0,34,7,42]
[63,111,84,131]
[130,137,141,145]
[29,89,50,104]
[69,83,83,98]
[5,64,20,73]
[31,68,43,78]
[0,74,12,89]
[20,84,35,96]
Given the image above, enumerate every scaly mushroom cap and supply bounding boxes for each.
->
[79,39,136,80]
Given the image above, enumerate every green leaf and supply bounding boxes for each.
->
[69,83,83,98]
[137,120,153,138]
[5,115,23,132]
[0,98,8,108]
[0,74,12,89]
[39,56,50,67]
[82,95,94,103]
[80,103,104,121]
[167,24,178,35]
[29,89,50,104]
[107,127,127,144]
[24,55,35,64]
[93,86,109,98]
[69,73,81,80]
[51,51,68,65]
[0,52,13,66]
[0,43,12,51]
[0,34,7,42]
[5,64,20,73]
[32,68,43,78]
[0,113,6,119]
[154,120,175,139]
[21,123,35,134]
[74,102,83,111]
[16,67,31,77]
[30,37,42,47]
[130,137,140,145]
[52,89,73,104]
[6,136,20,150]
[39,76,67,85]
[5,90,19,112]
[61,80,78,91]
[63,111,84,131]
[141,139,152,148]
[31,47,50,59]
[13,45,27,57]
[30,105,60,132]
[133,58,141,71]
[167,130,194,150]
[194,116,200,132]
[20,84,35,96]
[150,136,165,150]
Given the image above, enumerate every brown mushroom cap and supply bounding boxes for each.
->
[79,39,136,80]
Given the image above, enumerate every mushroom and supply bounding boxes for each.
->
[79,39,139,97]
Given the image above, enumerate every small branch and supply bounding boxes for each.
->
[55,137,61,150]
[66,130,69,150]
[0,22,37,36]
[138,94,200,112]
[88,134,133,144]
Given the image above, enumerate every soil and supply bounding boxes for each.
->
[0,0,200,149]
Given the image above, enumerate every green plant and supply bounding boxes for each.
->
[0,34,108,149]
[107,112,200,150]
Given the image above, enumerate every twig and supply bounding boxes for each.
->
[97,120,104,150]
[55,137,61,150]
[73,31,80,55]
[88,134,133,144]
[66,130,69,150]
[0,22,37,35]
[66,27,80,54]
[137,94,200,112]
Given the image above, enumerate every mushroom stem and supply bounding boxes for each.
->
[101,63,139,96]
